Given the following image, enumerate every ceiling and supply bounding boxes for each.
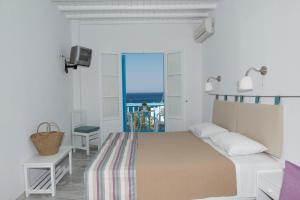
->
[52,0,218,23]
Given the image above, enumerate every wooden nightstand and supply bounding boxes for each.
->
[257,169,284,200]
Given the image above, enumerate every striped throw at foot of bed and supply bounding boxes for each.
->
[86,132,138,200]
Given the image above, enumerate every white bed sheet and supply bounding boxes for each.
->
[197,139,283,200]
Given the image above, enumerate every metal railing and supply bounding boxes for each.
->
[126,102,164,112]
[125,103,165,132]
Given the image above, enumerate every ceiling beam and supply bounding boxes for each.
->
[78,18,203,24]
[65,12,209,19]
[58,4,217,11]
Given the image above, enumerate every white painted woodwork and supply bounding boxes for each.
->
[51,0,218,22]
[165,52,185,131]
[23,147,73,197]
[65,12,209,20]
[100,53,122,141]
[71,111,101,155]
[58,4,217,11]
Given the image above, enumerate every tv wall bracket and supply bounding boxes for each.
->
[65,60,78,73]
[61,54,78,73]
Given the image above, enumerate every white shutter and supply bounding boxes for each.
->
[100,53,122,141]
[165,52,185,131]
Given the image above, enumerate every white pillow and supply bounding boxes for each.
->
[210,132,267,156]
[189,122,211,137]
[189,122,228,138]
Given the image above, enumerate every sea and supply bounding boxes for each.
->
[126,92,164,103]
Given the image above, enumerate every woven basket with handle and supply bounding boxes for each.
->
[31,122,64,156]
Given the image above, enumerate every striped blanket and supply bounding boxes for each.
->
[86,132,138,200]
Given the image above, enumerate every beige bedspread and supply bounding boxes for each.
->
[136,132,237,200]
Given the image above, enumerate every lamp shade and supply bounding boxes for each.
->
[239,76,253,91]
[205,82,213,92]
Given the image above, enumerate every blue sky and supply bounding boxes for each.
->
[124,53,164,93]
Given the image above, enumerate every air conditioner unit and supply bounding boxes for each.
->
[194,17,215,43]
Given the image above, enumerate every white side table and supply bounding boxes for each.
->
[24,146,72,197]
[257,169,283,200]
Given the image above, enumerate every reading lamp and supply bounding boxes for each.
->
[239,66,268,91]
[205,76,221,92]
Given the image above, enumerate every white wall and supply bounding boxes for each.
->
[0,0,71,199]
[71,22,203,139]
[202,0,300,165]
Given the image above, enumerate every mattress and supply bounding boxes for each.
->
[200,139,283,200]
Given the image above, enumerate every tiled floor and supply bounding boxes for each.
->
[20,149,98,200]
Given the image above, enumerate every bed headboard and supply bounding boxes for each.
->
[212,100,283,158]
[212,100,237,131]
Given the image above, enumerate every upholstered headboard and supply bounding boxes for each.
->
[212,100,283,158]
[212,100,238,132]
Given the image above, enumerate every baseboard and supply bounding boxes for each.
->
[16,192,25,200]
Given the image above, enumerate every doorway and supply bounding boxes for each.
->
[122,53,165,132]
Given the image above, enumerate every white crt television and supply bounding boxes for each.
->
[69,46,92,67]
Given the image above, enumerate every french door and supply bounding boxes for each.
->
[164,52,185,131]
[100,53,122,141]
[100,52,184,138]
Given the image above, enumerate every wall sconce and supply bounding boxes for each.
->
[239,66,268,91]
[205,76,221,92]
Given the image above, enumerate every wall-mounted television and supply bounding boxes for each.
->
[65,45,92,73]
[69,46,92,67]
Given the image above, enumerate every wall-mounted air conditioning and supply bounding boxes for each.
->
[194,17,215,43]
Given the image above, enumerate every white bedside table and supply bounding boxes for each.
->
[24,146,72,197]
[257,169,284,200]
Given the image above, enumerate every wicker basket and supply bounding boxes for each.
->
[31,122,64,156]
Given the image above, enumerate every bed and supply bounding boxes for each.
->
[85,100,283,200]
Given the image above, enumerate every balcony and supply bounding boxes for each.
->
[125,102,165,132]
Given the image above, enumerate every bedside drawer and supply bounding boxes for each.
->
[258,176,281,199]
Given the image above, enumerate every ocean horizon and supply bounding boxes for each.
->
[126,92,164,103]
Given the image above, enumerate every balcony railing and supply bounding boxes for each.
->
[125,102,165,132]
